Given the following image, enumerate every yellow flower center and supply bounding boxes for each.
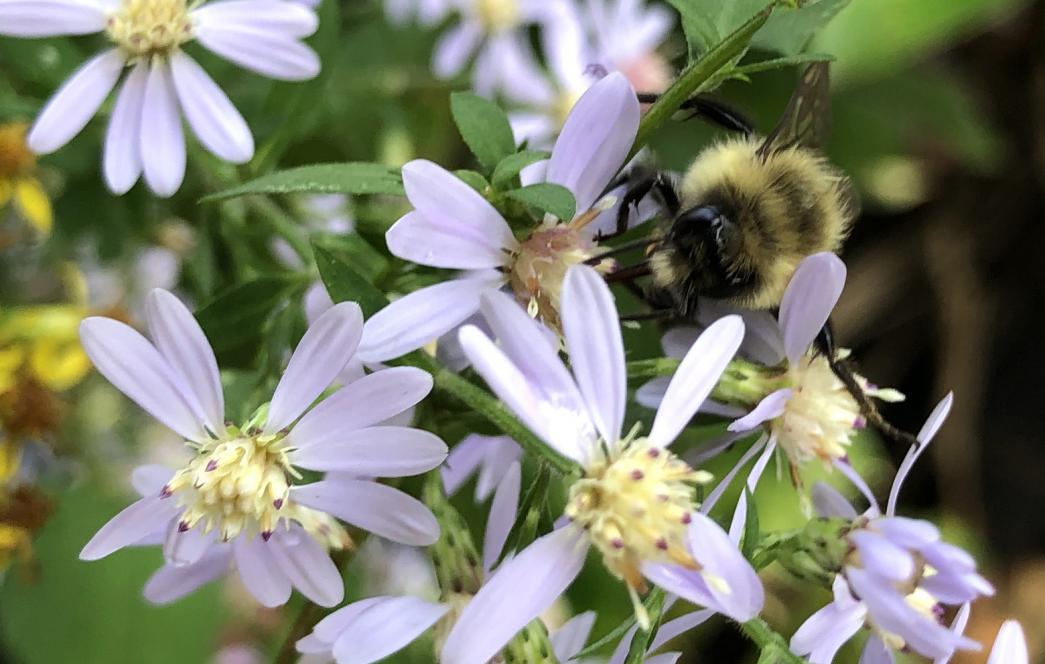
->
[0,124,34,179]
[474,0,520,33]
[565,437,709,591]
[163,430,350,548]
[106,0,194,57]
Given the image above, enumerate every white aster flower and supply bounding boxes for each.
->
[0,0,321,196]
[439,264,763,664]
[385,0,450,25]
[78,289,446,608]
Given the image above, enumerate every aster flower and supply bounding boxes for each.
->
[385,0,450,26]
[78,289,446,608]
[440,264,762,664]
[0,0,320,197]
[586,0,675,94]
[359,71,640,363]
[791,394,994,663]
[441,433,521,503]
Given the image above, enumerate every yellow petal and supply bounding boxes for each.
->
[29,339,90,391]
[14,178,52,236]
[0,347,25,394]
[0,438,22,483]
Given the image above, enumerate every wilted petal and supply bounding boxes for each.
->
[291,426,447,476]
[728,388,791,433]
[143,546,231,604]
[778,253,846,363]
[80,496,178,561]
[104,60,147,194]
[483,461,520,571]
[441,526,589,664]
[169,51,253,163]
[387,211,511,269]
[330,596,449,664]
[269,527,344,607]
[292,479,439,546]
[265,302,363,433]
[648,316,745,447]
[233,536,292,608]
[550,611,596,663]
[0,0,106,36]
[987,620,1028,664]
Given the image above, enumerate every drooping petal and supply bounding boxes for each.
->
[483,460,520,571]
[233,536,292,608]
[145,289,224,434]
[292,479,440,546]
[561,265,626,447]
[358,274,502,363]
[79,317,206,441]
[648,316,745,448]
[432,21,482,78]
[546,72,639,212]
[987,620,1028,664]
[140,58,186,198]
[728,388,791,433]
[330,596,449,664]
[550,611,596,663]
[169,51,253,163]
[887,393,954,516]
[265,301,363,433]
[27,49,125,154]
[143,546,231,604]
[190,0,318,38]
[441,526,589,664]
[0,0,107,36]
[80,496,179,561]
[778,252,846,364]
[103,60,147,194]
[194,24,320,80]
[268,526,344,607]
[387,211,512,269]
[291,426,447,476]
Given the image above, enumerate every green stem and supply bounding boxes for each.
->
[627,5,774,161]
[625,357,681,380]
[624,589,666,664]
[410,354,580,476]
[739,619,808,664]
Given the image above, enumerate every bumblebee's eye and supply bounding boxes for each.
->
[673,205,732,251]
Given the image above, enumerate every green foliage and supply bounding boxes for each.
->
[491,150,551,189]
[195,275,303,366]
[753,0,852,55]
[201,163,405,202]
[312,239,389,318]
[450,92,517,171]
[504,183,577,222]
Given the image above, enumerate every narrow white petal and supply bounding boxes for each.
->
[987,620,1028,664]
[648,316,745,447]
[561,265,626,447]
[80,497,178,560]
[195,24,320,80]
[269,527,344,607]
[291,426,447,477]
[191,0,318,38]
[483,460,520,572]
[140,58,186,197]
[103,60,146,194]
[233,536,292,607]
[387,211,510,269]
[728,388,791,433]
[28,49,125,154]
[265,302,363,433]
[432,21,481,78]
[143,547,231,604]
[778,252,846,364]
[169,51,253,163]
[292,479,440,546]
[550,611,596,663]
[331,596,449,664]
[145,289,224,433]
[441,526,589,664]
[887,393,953,516]
[0,0,107,36]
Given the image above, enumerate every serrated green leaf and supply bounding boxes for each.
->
[753,0,851,55]
[201,163,404,202]
[450,92,517,170]
[505,183,576,222]
[313,240,390,318]
[453,169,490,193]
[491,150,550,188]
[195,275,300,363]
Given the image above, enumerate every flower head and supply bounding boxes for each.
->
[0,0,321,196]
[0,122,51,242]
[78,289,445,608]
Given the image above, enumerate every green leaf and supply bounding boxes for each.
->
[575,588,666,658]
[450,92,517,170]
[624,589,666,664]
[505,183,576,222]
[667,0,770,58]
[708,52,834,87]
[195,275,301,364]
[742,487,761,559]
[312,233,389,282]
[491,150,550,188]
[753,0,851,55]
[453,169,490,193]
[497,464,551,569]
[312,240,390,318]
[201,163,404,203]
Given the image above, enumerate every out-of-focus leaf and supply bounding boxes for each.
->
[491,150,550,188]
[201,163,404,202]
[450,92,516,171]
[0,485,225,664]
[312,240,389,318]
[666,0,770,58]
[813,0,1030,85]
[505,183,576,223]
[195,275,301,362]
[312,233,389,282]
[753,0,851,55]
[453,169,489,193]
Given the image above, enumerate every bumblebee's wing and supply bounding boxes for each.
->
[756,62,831,161]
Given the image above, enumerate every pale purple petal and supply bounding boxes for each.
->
[103,60,147,194]
[835,458,881,516]
[269,526,344,607]
[80,497,179,560]
[496,32,557,107]
[790,598,866,664]
[887,393,954,516]
[875,517,940,549]
[860,635,896,664]
[546,72,639,212]
[474,436,522,501]
[79,317,206,441]
[330,596,449,664]
[550,611,596,663]
[661,326,700,358]
[190,0,318,37]
[140,59,186,197]
[143,546,231,604]
[233,536,293,608]
[561,265,625,446]
[432,21,482,78]
[645,654,682,664]
[265,301,363,433]
[131,464,174,497]
[651,609,713,652]
[358,273,502,362]
[400,161,515,252]
[728,388,791,432]
[849,531,915,582]
[811,482,858,519]
[987,620,1028,664]
[292,479,440,546]
[312,597,382,646]
[169,51,253,163]
[291,426,447,476]
[0,0,107,36]
[441,434,521,501]
[778,253,846,363]
[145,289,224,434]
[163,521,216,567]
[685,429,751,466]
[387,211,511,269]
[700,436,770,515]
[728,440,776,544]
[291,367,433,445]
[483,460,520,571]
[27,48,125,154]
[194,24,320,80]
[648,315,745,448]
[635,376,670,409]
[935,603,972,664]
[441,526,589,664]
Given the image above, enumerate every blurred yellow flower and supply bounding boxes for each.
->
[0,122,52,246]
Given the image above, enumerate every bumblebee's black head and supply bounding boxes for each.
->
[665,204,747,299]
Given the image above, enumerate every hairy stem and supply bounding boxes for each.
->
[739,618,808,664]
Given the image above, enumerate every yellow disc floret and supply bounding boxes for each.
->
[474,0,520,33]
[106,0,194,58]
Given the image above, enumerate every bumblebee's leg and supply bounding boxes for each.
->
[637,93,755,135]
[598,172,680,242]
[814,324,920,448]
